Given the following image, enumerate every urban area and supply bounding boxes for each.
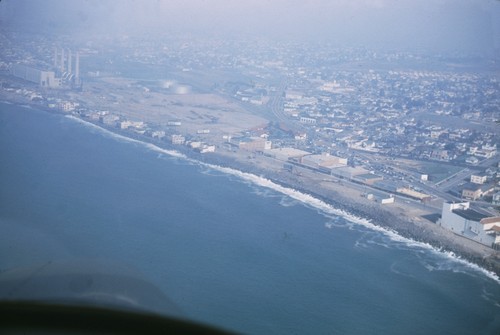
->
[1,31,499,262]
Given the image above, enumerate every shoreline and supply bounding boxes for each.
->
[2,98,500,280]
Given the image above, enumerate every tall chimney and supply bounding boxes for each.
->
[67,49,72,74]
[54,47,58,68]
[75,51,80,80]
[60,48,65,73]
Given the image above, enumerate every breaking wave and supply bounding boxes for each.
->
[65,115,185,159]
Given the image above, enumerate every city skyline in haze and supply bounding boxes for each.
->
[1,0,499,55]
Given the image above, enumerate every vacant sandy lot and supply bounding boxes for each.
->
[71,76,267,138]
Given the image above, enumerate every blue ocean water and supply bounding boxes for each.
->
[0,103,499,334]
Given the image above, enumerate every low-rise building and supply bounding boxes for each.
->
[355,173,384,185]
[466,156,479,165]
[396,187,431,202]
[238,137,272,152]
[102,114,119,126]
[299,117,317,125]
[171,134,185,145]
[301,153,347,172]
[200,144,216,153]
[59,101,77,112]
[265,147,310,161]
[470,173,487,185]
[461,183,483,200]
[120,120,145,130]
[493,192,500,206]
[152,130,165,139]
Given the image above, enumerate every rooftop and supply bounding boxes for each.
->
[452,208,488,222]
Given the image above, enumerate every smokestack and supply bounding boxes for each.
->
[67,49,72,74]
[75,51,80,80]
[60,48,65,73]
[54,47,58,68]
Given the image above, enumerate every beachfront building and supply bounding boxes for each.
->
[265,147,310,162]
[171,134,185,145]
[301,153,348,173]
[397,187,432,203]
[238,137,272,152]
[151,130,165,140]
[120,120,145,130]
[440,202,500,249]
[332,166,369,180]
[355,173,384,186]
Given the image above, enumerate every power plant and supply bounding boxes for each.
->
[53,47,81,85]
[11,47,81,89]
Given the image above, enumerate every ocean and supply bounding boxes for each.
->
[0,102,499,334]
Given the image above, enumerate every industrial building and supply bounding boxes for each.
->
[355,173,384,186]
[265,147,310,162]
[10,47,81,88]
[10,64,61,88]
[396,187,432,202]
[238,137,272,152]
[301,153,348,173]
[440,202,500,249]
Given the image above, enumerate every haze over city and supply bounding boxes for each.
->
[2,0,500,54]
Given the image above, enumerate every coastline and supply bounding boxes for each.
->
[199,153,500,280]
[2,98,500,280]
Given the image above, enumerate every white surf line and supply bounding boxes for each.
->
[65,115,186,159]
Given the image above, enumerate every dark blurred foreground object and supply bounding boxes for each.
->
[0,301,232,334]
[0,260,233,334]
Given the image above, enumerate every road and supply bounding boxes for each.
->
[435,167,471,191]
[266,77,305,133]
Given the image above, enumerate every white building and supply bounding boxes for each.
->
[58,101,77,112]
[299,117,317,125]
[440,202,500,249]
[11,64,61,88]
[470,173,487,185]
[152,130,165,139]
[171,134,185,145]
[493,192,500,206]
[466,156,479,165]
[200,144,216,153]
[120,120,145,130]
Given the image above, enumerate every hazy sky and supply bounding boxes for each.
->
[1,0,499,54]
